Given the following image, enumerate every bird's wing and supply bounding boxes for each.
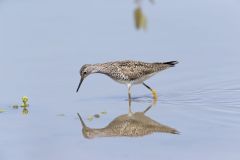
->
[116,61,156,81]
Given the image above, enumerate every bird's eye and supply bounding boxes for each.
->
[83,71,87,75]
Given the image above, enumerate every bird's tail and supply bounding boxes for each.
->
[163,61,179,67]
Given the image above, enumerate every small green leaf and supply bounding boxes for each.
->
[22,96,29,103]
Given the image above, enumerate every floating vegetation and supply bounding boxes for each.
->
[87,111,107,122]
[20,96,29,115]
[21,96,29,108]
[10,96,30,115]
[1,96,30,114]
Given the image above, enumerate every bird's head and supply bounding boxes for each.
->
[77,64,93,92]
[76,64,96,92]
[77,113,96,139]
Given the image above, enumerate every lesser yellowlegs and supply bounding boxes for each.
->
[76,60,178,100]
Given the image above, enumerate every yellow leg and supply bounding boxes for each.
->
[143,83,158,105]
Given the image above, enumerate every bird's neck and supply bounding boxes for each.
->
[89,127,117,138]
[90,64,109,74]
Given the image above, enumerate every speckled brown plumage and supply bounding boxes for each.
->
[79,60,178,83]
[77,111,179,139]
[76,60,178,99]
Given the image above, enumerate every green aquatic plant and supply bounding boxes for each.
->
[1,96,30,115]
[21,96,29,108]
[21,96,29,115]
[87,111,108,122]
[20,96,29,115]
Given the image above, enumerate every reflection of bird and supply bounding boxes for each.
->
[77,101,179,139]
[76,60,178,100]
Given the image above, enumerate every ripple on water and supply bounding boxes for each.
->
[159,78,240,127]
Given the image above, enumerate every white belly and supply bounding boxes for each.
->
[131,73,156,85]
[110,73,156,85]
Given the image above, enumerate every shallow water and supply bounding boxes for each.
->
[1,0,240,160]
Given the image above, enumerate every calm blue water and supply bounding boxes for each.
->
[1,0,240,160]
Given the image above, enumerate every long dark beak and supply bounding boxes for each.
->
[77,113,86,128]
[76,77,84,92]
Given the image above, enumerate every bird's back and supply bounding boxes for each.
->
[101,60,178,83]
